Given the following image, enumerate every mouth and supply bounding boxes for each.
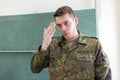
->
[62,31,69,37]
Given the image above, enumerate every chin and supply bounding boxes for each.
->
[64,36,71,40]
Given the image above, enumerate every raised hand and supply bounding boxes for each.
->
[41,22,56,50]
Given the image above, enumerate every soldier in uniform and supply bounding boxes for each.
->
[31,6,111,80]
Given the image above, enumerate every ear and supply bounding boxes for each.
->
[74,16,78,25]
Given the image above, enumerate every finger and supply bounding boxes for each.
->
[44,28,47,34]
[48,22,56,34]
[49,26,55,35]
[47,22,56,33]
[48,22,56,31]
[44,28,46,31]
[50,28,56,37]
[48,23,56,35]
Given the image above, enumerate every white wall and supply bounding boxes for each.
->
[96,0,120,80]
[115,0,120,78]
[0,0,94,16]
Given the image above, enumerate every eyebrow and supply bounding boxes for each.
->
[56,20,69,26]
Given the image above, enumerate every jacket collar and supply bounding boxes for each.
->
[59,31,87,45]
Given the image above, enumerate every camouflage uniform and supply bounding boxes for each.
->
[31,32,111,80]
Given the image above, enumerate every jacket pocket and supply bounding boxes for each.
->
[74,53,95,79]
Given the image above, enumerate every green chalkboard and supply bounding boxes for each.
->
[0,9,96,80]
[0,9,96,51]
[0,52,49,80]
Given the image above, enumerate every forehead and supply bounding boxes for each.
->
[55,14,73,24]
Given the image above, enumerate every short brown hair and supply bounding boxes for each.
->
[53,6,75,17]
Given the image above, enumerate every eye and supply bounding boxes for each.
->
[64,21,69,26]
[56,24,62,28]
[56,24,60,27]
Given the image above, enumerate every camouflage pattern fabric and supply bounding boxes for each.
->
[31,33,111,80]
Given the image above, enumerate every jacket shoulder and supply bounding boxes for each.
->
[84,35,98,40]
[82,35,99,45]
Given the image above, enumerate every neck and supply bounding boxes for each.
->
[66,31,79,42]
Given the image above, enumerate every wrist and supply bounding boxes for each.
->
[41,43,47,51]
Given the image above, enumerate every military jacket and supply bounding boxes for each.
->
[31,33,111,80]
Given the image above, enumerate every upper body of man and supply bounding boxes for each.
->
[31,6,111,80]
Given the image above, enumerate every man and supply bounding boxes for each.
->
[31,6,111,80]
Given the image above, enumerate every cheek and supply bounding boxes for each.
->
[69,25,75,31]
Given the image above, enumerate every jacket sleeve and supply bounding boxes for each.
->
[31,45,50,73]
[95,40,112,80]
